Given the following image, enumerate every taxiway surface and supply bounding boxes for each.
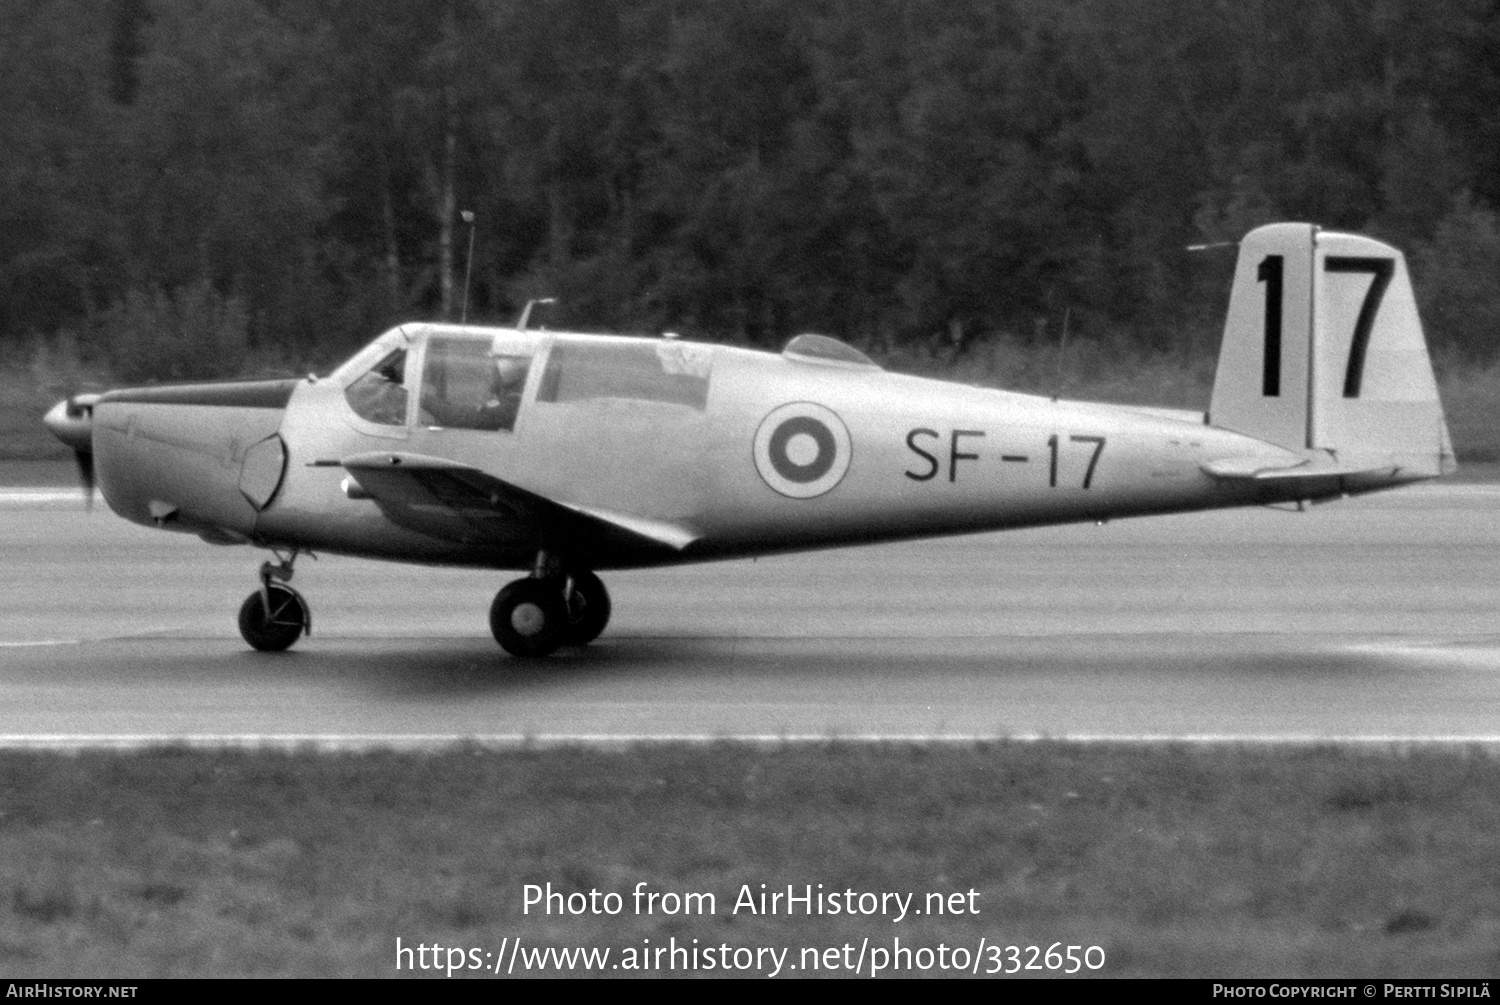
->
[2,482,1498,742]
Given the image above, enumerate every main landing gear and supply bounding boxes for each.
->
[489,559,611,658]
[238,549,311,652]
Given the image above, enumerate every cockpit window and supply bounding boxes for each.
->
[419,336,531,432]
[344,348,409,425]
[538,339,711,410]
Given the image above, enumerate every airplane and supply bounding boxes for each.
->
[43,223,1455,657]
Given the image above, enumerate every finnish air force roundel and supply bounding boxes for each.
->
[752,402,851,498]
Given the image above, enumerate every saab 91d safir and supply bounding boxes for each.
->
[44,224,1455,656]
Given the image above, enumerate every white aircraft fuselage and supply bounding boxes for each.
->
[72,325,1421,572]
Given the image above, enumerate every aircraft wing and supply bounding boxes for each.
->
[341,451,700,558]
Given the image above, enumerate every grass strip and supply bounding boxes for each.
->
[0,742,1497,978]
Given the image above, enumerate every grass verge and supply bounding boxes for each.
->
[0,742,1496,978]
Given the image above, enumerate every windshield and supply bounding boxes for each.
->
[343,347,410,426]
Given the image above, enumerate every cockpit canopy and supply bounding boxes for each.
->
[336,324,716,432]
[337,325,537,431]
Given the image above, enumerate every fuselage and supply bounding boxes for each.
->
[81,323,1428,571]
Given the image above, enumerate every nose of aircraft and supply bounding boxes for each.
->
[43,393,100,507]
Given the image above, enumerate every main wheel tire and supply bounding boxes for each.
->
[562,570,611,646]
[490,578,568,657]
[238,585,308,652]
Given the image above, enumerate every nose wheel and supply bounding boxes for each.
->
[238,549,311,652]
[490,568,611,657]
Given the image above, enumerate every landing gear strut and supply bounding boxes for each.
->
[238,548,311,652]
[489,555,611,657]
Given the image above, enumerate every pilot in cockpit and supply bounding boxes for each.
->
[476,354,529,430]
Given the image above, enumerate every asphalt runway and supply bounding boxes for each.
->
[2,481,1499,743]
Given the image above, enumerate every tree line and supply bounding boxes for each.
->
[3,0,1498,382]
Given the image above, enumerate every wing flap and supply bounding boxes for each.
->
[565,504,701,551]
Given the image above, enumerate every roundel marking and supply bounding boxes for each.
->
[753,402,851,499]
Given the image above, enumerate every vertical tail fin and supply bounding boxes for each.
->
[1208,223,1454,477]
[1209,223,1317,452]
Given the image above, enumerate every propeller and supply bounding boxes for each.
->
[43,394,100,510]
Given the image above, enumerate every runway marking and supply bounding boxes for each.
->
[102,626,189,641]
[1383,485,1500,499]
[0,490,95,507]
[0,628,177,647]
[1351,641,1500,670]
[1438,485,1500,495]
[5,734,1500,751]
[1389,483,1500,493]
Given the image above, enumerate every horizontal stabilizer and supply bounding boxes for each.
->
[342,452,699,553]
[1201,455,1398,482]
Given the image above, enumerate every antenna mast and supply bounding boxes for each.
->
[460,209,476,324]
[1051,307,1071,402]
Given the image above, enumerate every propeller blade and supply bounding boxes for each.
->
[74,448,95,512]
[43,394,101,510]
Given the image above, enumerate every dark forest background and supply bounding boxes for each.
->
[3,0,1499,384]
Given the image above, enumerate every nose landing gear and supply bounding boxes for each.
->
[489,555,611,658]
[238,549,311,652]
